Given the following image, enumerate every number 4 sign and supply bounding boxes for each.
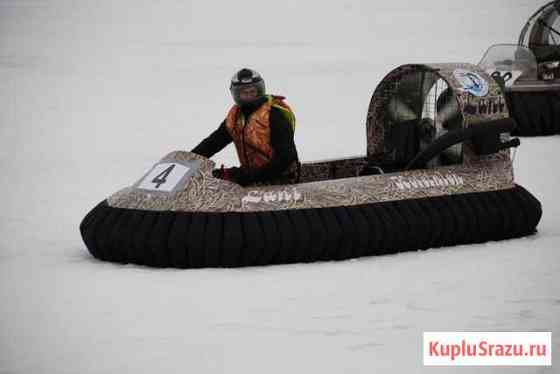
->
[136,161,197,193]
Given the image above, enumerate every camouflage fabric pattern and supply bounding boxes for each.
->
[299,156,368,183]
[107,150,514,213]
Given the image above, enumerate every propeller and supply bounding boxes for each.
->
[387,95,418,123]
[434,84,463,164]
[383,74,463,167]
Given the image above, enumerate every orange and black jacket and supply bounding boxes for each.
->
[191,96,299,184]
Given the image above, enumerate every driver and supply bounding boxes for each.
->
[191,68,300,186]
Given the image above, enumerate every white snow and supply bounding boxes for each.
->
[0,0,558,373]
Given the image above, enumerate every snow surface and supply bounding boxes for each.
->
[0,0,558,373]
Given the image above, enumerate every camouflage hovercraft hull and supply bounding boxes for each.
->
[479,1,560,136]
[80,63,542,268]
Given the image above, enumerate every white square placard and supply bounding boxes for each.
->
[137,162,191,192]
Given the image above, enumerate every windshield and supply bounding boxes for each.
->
[478,44,538,85]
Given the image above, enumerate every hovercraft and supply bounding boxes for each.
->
[80,63,542,268]
[478,1,560,136]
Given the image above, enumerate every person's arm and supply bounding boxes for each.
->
[190,120,232,158]
[239,107,298,184]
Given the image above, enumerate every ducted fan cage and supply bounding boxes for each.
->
[366,63,512,172]
[519,1,560,63]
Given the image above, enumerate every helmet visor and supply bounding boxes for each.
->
[230,80,265,105]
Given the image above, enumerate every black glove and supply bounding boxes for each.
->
[212,166,253,186]
[212,165,235,181]
[212,166,227,180]
[230,167,254,187]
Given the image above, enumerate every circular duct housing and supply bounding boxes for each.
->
[519,1,560,63]
[366,63,509,170]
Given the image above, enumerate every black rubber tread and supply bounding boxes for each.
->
[390,201,415,251]
[359,205,390,255]
[404,199,431,250]
[332,207,356,260]
[391,200,417,252]
[118,209,140,264]
[501,189,525,239]
[80,185,542,268]
[515,185,543,235]
[149,212,175,267]
[453,194,477,244]
[204,213,223,267]
[96,208,123,262]
[168,212,191,268]
[271,211,295,264]
[416,198,442,248]
[496,189,522,237]
[346,206,370,258]
[222,213,243,267]
[479,192,502,241]
[469,190,493,243]
[125,210,145,265]
[139,214,158,266]
[318,207,343,260]
[372,203,397,253]
[241,212,262,266]
[487,191,510,240]
[110,208,134,264]
[433,197,455,247]
[288,210,312,263]
[80,202,111,260]
[80,201,104,234]
[358,205,385,256]
[304,209,328,261]
[134,212,158,266]
[508,92,560,136]
[285,211,302,263]
[258,211,280,264]
[443,195,465,246]
[187,212,206,268]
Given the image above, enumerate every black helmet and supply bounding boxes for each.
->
[230,68,266,106]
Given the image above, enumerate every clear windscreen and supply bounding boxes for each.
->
[478,44,538,85]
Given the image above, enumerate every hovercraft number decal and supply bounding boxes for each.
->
[137,162,192,192]
[453,69,489,97]
[487,70,523,88]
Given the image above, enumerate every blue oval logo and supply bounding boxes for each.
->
[453,69,489,97]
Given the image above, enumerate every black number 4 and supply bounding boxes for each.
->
[151,164,175,188]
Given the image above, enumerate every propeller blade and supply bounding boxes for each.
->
[388,96,418,122]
